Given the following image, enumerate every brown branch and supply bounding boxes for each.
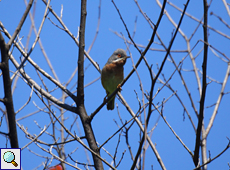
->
[76,0,104,170]
[193,0,208,167]
[0,32,19,148]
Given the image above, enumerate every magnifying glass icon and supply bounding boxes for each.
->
[3,151,18,167]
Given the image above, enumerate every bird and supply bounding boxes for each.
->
[101,49,129,110]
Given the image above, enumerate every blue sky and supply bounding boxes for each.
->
[0,0,230,170]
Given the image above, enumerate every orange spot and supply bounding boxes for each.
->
[48,164,63,170]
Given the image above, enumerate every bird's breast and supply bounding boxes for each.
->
[101,63,124,93]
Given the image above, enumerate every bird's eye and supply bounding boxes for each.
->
[117,54,121,58]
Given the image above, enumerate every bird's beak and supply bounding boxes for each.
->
[113,56,130,63]
[121,56,130,61]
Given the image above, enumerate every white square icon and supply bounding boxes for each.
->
[1,148,21,170]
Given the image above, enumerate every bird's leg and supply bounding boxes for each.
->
[117,84,122,92]
[103,93,109,103]
[103,97,107,103]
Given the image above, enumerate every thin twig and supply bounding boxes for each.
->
[193,140,230,170]
[7,0,34,47]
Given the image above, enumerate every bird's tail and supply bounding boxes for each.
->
[107,96,115,110]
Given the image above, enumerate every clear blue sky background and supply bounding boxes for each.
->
[0,0,230,170]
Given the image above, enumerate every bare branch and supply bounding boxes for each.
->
[17,0,50,72]
[168,1,230,39]
[222,0,230,17]
[15,85,34,114]
[9,52,76,111]
[41,0,100,72]
[0,32,19,148]
[87,0,101,53]
[205,62,230,137]
[7,0,34,48]
[193,140,230,170]
[193,0,208,167]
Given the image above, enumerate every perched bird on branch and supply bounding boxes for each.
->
[101,49,129,110]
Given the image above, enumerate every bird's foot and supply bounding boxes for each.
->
[103,96,108,103]
[117,84,122,91]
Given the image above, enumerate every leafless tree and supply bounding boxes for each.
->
[0,0,229,170]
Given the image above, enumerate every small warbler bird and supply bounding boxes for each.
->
[101,49,129,110]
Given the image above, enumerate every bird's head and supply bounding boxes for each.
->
[107,49,130,65]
